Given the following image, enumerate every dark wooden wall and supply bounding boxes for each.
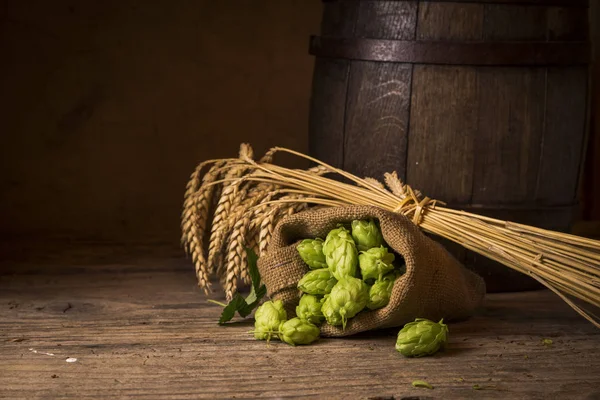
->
[0,0,322,246]
[0,0,598,257]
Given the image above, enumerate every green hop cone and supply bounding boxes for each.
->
[297,269,337,295]
[395,318,449,357]
[366,273,397,310]
[297,238,327,270]
[321,276,369,330]
[323,227,358,280]
[278,317,320,346]
[358,246,395,281]
[296,294,325,325]
[351,219,384,251]
[253,300,287,341]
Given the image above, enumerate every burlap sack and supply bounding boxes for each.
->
[257,205,486,337]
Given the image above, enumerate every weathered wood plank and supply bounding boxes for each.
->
[308,58,350,169]
[343,62,413,180]
[472,68,546,204]
[320,0,357,38]
[483,4,547,41]
[1,261,599,399]
[547,6,589,41]
[417,2,483,41]
[407,65,478,204]
[355,1,417,40]
[340,1,418,181]
[536,67,588,205]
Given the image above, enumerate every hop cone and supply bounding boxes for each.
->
[358,246,395,281]
[297,269,337,295]
[279,317,320,346]
[366,273,397,310]
[296,294,325,325]
[297,238,328,270]
[322,276,368,330]
[351,219,383,251]
[395,318,449,357]
[253,300,287,341]
[323,227,358,280]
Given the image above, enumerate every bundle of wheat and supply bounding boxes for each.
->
[181,144,600,328]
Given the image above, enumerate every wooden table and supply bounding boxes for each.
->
[1,256,599,399]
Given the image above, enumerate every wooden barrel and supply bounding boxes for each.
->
[308,0,590,292]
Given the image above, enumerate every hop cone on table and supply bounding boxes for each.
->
[351,219,383,252]
[253,300,287,341]
[322,276,369,330]
[358,246,395,281]
[296,294,325,325]
[366,273,397,310]
[323,227,358,280]
[297,238,327,270]
[395,318,449,357]
[279,317,320,346]
[297,269,337,296]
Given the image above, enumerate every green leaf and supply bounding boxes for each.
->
[243,247,264,305]
[412,380,433,389]
[238,284,266,318]
[218,295,247,325]
[246,247,261,290]
[214,247,267,324]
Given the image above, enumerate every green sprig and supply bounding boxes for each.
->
[209,248,267,325]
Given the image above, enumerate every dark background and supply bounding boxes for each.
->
[0,0,598,257]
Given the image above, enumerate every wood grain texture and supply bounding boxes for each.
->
[0,0,322,245]
[536,68,588,205]
[308,0,590,291]
[320,0,357,37]
[584,0,600,220]
[409,4,482,205]
[309,58,350,169]
[417,2,483,41]
[355,1,418,40]
[407,65,478,204]
[344,62,413,180]
[1,260,600,399]
[547,6,589,41]
[483,4,547,41]
[472,68,546,204]
[341,1,417,180]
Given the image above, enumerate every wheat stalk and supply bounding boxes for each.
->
[224,211,252,300]
[182,145,600,329]
[217,184,271,280]
[186,146,600,329]
[180,160,228,293]
[206,145,254,272]
[221,190,273,299]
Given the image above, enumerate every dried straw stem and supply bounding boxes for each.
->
[221,190,272,299]
[236,147,600,328]
[181,145,600,329]
[180,160,227,293]
[207,145,254,272]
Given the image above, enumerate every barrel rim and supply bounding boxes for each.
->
[309,36,590,66]
[321,0,588,7]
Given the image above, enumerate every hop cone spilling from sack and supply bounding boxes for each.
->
[395,318,449,357]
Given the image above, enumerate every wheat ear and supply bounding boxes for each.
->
[181,161,226,293]
[207,145,254,272]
